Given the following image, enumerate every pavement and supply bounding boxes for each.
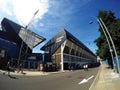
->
[0,69,65,76]
[90,63,120,90]
[1,63,120,90]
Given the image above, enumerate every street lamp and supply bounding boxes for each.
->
[90,18,115,70]
[98,18,120,77]
[97,18,114,70]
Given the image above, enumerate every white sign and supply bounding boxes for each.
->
[56,36,64,43]
[0,50,5,58]
[28,56,36,60]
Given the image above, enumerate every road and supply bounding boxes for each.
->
[0,67,99,90]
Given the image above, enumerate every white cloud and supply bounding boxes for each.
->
[39,22,44,27]
[0,0,13,16]
[41,0,49,3]
[12,0,49,26]
[0,0,49,26]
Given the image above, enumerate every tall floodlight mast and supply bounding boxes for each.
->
[18,10,39,64]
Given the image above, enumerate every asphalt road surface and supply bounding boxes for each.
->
[0,67,99,90]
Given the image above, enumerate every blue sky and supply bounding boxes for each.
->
[0,0,120,54]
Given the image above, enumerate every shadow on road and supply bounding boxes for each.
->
[22,72,26,75]
[8,75,18,79]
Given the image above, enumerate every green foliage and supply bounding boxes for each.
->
[95,10,120,65]
[97,10,116,27]
[109,19,120,54]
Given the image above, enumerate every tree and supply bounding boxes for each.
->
[94,10,120,68]
[109,19,120,54]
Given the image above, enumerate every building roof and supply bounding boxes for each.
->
[41,29,95,56]
[1,18,46,49]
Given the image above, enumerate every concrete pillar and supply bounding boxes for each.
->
[61,41,66,71]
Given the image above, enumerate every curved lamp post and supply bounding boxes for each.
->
[98,18,120,77]
[98,18,114,70]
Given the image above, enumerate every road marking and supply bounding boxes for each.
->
[78,75,94,85]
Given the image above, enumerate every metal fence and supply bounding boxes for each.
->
[113,56,120,73]
[10,58,42,70]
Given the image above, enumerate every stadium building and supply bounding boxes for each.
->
[41,29,97,71]
[0,18,45,68]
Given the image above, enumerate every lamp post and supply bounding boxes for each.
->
[98,18,115,70]
[99,18,120,77]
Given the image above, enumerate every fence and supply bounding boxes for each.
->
[10,58,42,70]
[113,56,120,73]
